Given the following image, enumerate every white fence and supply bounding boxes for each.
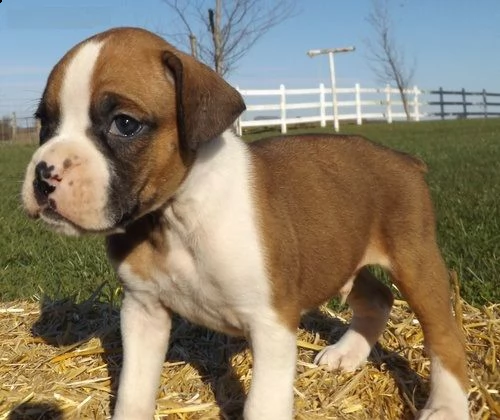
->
[2,85,499,142]
[235,84,500,135]
[235,83,422,135]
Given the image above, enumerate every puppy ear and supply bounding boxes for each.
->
[163,50,246,150]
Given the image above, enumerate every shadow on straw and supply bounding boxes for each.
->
[29,290,248,420]
[167,315,248,419]
[8,402,64,420]
[28,285,431,419]
[30,290,122,417]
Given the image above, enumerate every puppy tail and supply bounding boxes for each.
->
[400,152,428,174]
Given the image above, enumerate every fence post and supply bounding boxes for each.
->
[482,89,488,118]
[385,84,392,124]
[12,112,17,141]
[36,119,42,142]
[235,116,242,136]
[438,87,444,120]
[280,84,287,134]
[461,88,467,118]
[235,86,242,136]
[355,83,362,125]
[319,83,326,127]
[413,85,420,122]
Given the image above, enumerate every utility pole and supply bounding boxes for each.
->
[307,46,355,132]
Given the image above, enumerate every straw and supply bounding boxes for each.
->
[1,290,498,419]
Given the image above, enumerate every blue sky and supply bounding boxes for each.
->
[1,0,499,118]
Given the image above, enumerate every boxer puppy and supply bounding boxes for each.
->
[22,27,469,419]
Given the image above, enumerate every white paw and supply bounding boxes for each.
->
[313,329,371,372]
[417,407,469,420]
[418,356,470,420]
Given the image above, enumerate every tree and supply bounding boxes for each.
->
[161,0,297,76]
[366,0,415,120]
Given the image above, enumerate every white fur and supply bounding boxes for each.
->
[156,132,273,333]
[115,131,297,420]
[357,243,392,271]
[314,329,371,372]
[22,40,113,233]
[59,41,103,134]
[244,322,297,420]
[418,356,469,420]
[113,277,172,420]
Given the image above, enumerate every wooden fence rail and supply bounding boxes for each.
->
[427,88,500,119]
[2,86,500,141]
[235,84,500,134]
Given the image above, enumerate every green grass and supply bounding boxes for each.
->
[0,143,115,302]
[1,119,499,305]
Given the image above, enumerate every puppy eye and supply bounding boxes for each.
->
[109,115,143,137]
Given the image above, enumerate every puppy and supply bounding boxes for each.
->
[22,27,469,419]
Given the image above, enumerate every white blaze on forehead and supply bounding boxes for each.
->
[30,38,114,232]
[59,40,103,134]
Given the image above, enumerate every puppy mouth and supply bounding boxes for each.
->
[41,207,69,223]
[37,206,126,235]
[28,185,140,235]
[38,207,86,234]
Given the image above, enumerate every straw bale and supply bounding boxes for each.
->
[0,294,498,419]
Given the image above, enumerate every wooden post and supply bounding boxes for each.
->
[319,83,326,127]
[355,83,362,125]
[462,88,467,118]
[280,84,287,134]
[385,84,392,124]
[413,85,420,122]
[12,112,17,141]
[36,119,42,143]
[439,87,445,120]
[482,89,488,118]
[328,51,339,132]
[235,86,242,136]
[189,34,198,59]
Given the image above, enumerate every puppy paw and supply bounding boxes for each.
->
[313,329,371,372]
[417,407,469,420]
[417,356,469,420]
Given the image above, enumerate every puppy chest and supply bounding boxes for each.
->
[115,234,250,336]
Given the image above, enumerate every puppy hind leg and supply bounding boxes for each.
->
[389,249,469,420]
[314,268,393,372]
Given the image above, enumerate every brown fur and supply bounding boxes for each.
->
[94,29,244,280]
[30,27,468,402]
[346,268,394,347]
[106,211,170,280]
[34,28,244,233]
[250,134,468,389]
[90,29,191,219]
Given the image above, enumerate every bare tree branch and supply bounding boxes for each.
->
[160,0,297,76]
[365,0,416,120]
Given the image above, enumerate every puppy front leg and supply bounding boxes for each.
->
[112,291,172,420]
[244,319,298,420]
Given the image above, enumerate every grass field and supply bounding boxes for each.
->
[1,119,499,305]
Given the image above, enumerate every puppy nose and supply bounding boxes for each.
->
[34,161,56,198]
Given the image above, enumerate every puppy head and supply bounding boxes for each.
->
[22,27,245,235]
